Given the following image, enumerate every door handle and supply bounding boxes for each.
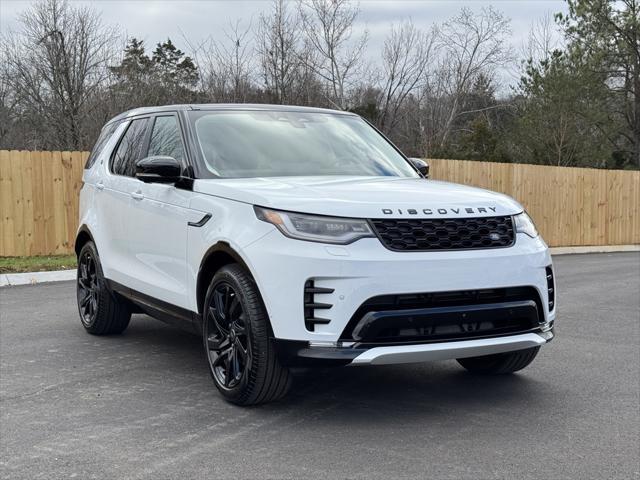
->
[96,182,105,191]
[131,191,144,201]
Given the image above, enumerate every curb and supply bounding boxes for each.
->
[0,246,637,287]
[549,245,639,255]
[0,269,76,287]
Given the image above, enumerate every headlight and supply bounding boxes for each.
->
[514,212,538,238]
[254,206,375,244]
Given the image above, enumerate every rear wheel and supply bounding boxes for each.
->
[203,264,291,405]
[76,241,131,335]
[457,347,540,374]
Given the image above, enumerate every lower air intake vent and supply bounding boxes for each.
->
[304,280,334,331]
[340,286,544,344]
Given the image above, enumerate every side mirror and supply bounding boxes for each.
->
[135,156,182,183]
[409,158,429,178]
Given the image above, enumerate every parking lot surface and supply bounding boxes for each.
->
[1,252,639,479]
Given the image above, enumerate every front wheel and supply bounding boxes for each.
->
[457,347,540,374]
[203,264,292,405]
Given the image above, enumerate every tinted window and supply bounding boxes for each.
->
[190,111,418,179]
[85,122,119,169]
[148,116,185,163]
[111,118,148,177]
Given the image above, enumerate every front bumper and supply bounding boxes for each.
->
[275,329,554,366]
[243,229,556,344]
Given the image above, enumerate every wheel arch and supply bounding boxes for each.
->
[74,225,95,257]
[196,242,258,317]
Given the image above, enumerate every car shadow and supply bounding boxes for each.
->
[121,315,554,422]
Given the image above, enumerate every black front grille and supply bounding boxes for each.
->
[370,216,515,251]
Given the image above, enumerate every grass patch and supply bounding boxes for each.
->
[0,255,77,274]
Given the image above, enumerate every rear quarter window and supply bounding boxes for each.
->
[85,122,119,170]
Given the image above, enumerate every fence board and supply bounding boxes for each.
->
[22,152,35,255]
[31,151,46,256]
[0,150,13,255]
[0,151,638,256]
[40,151,56,255]
[9,152,25,256]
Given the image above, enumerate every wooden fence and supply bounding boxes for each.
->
[0,150,638,256]
[1,151,88,257]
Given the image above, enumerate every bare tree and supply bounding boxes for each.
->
[377,21,434,134]
[500,13,565,94]
[0,0,118,150]
[523,13,563,66]
[429,6,512,149]
[298,0,368,109]
[0,54,18,146]
[256,0,304,104]
[199,20,255,103]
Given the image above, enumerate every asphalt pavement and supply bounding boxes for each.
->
[1,253,639,479]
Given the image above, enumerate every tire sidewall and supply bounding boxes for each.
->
[203,266,267,403]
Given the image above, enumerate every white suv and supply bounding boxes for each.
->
[76,104,555,405]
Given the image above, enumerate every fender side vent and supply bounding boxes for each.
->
[304,280,334,331]
[545,266,555,311]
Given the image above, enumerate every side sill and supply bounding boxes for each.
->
[105,279,199,334]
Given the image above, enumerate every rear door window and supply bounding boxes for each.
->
[110,118,149,177]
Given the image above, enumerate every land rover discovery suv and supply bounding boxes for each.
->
[76,104,555,405]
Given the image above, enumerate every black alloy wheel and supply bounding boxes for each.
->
[205,282,251,390]
[77,249,99,325]
[76,241,131,335]
[202,264,292,405]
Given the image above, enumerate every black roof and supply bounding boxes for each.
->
[106,103,356,125]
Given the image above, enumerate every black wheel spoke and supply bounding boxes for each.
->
[235,338,247,362]
[214,317,229,336]
[212,291,226,321]
[207,335,230,352]
[223,286,231,317]
[223,351,232,386]
[80,291,91,307]
[211,352,227,378]
[229,348,237,381]
[208,306,229,335]
[233,320,246,335]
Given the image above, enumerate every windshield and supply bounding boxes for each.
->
[190,110,418,178]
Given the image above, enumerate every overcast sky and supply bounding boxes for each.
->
[0,0,567,86]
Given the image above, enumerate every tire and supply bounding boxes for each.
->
[76,241,131,335]
[203,264,292,406]
[457,347,540,374]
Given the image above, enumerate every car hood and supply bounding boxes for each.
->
[192,176,523,218]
